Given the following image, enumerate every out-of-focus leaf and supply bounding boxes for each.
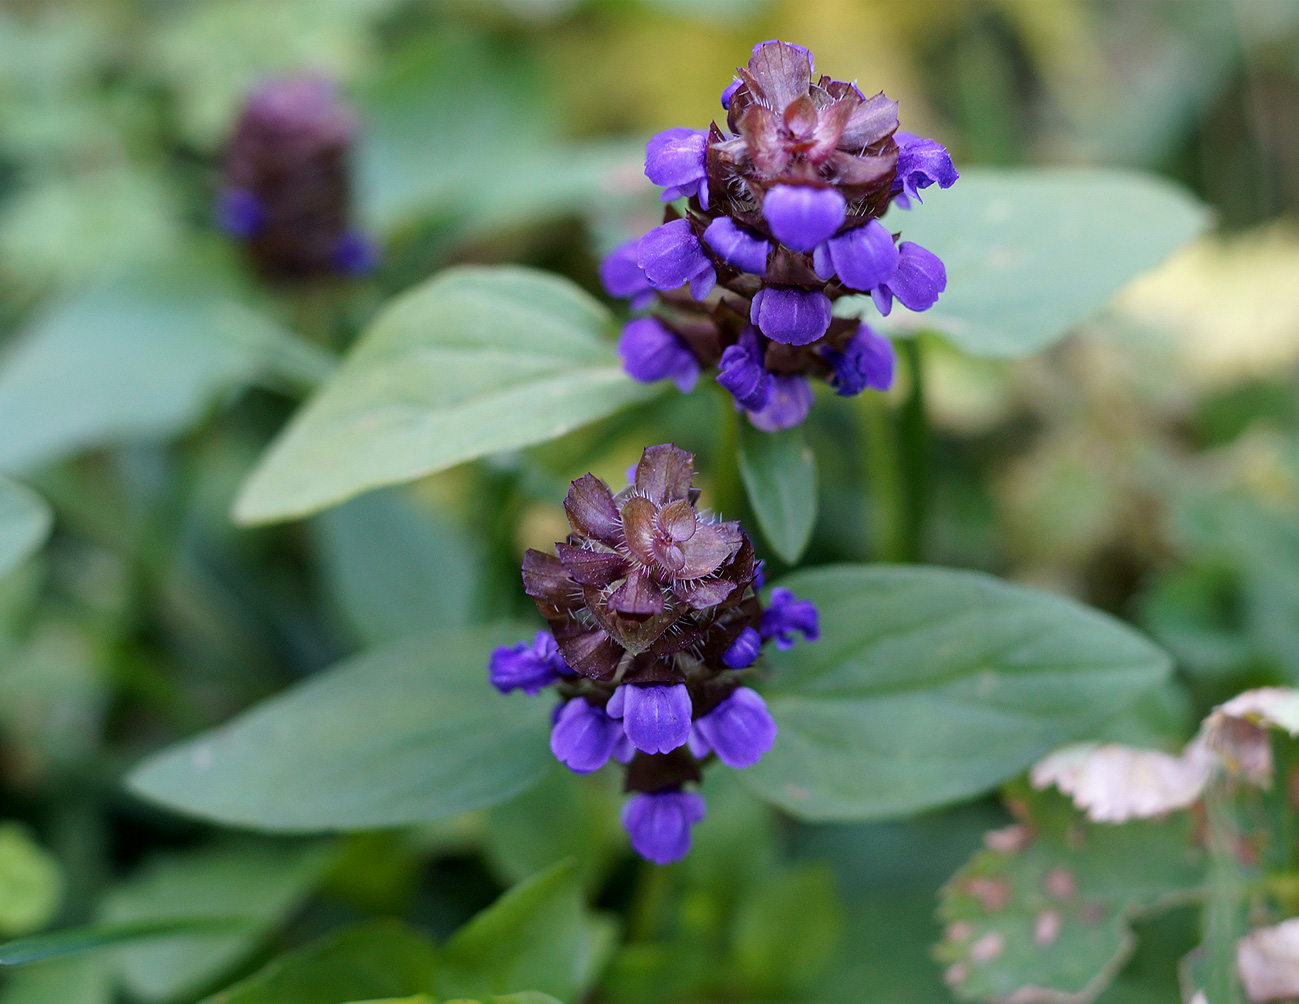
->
[0,958,112,1004]
[437,860,614,1004]
[0,826,62,937]
[127,624,552,831]
[0,479,50,578]
[740,565,1173,821]
[233,267,658,525]
[731,865,842,995]
[934,792,1204,1004]
[0,278,330,473]
[198,920,438,1004]
[857,169,1210,358]
[0,918,251,966]
[737,423,817,565]
[102,842,335,1002]
[313,487,481,646]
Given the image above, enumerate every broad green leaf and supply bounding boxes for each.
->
[0,825,62,936]
[737,424,817,565]
[233,266,659,525]
[0,958,112,1004]
[0,918,251,966]
[934,792,1204,1004]
[437,860,615,1003]
[102,841,335,1002]
[857,169,1210,358]
[0,479,50,579]
[740,565,1172,821]
[313,487,482,646]
[731,865,842,996]
[127,624,552,831]
[200,920,438,1004]
[440,997,564,1004]
[0,278,330,473]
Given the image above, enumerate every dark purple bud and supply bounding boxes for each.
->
[600,239,655,310]
[760,587,820,649]
[612,683,693,755]
[216,188,265,239]
[870,241,947,315]
[489,631,569,695]
[717,328,772,411]
[551,698,624,773]
[703,217,770,276]
[752,39,814,72]
[746,375,814,432]
[720,78,742,109]
[692,687,777,769]
[750,286,831,346]
[332,231,378,276]
[891,131,958,209]
[824,324,895,396]
[645,128,708,203]
[762,185,846,252]
[638,219,716,300]
[619,318,700,393]
[753,560,766,590]
[722,626,763,668]
[621,789,706,865]
[813,220,899,291]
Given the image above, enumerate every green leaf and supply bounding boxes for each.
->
[934,792,1204,1003]
[859,169,1210,358]
[200,920,438,1004]
[127,623,552,831]
[437,860,615,1003]
[233,266,659,525]
[737,423,817,565]
[0,479,51,579]
[0,825,62,936]
[101,841,335,1002]
[731,865,843,995]
[739,565,1173,821]
[0,918,252,967]
[313,487,482,646]
[440,997,564,1004]
[0,958,113,1004]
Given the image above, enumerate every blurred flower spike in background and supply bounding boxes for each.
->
[489,444,818,864]
[603,40,956,431]
[217,75,377,283]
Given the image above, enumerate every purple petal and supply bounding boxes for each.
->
[621,790,707,865]
[551,699,623,773]
[694,687,777,769]
[760,587,820,648]
[703,217,770,276]
[645,128,707,198]
[747,375,813,432]
[619,317,700,393]
[824,220,900,292]
[881,241,947,312]
[892,131,958,207]
[600,238,654,303]
[333,231,378,276]
[216,188,265,239]
[717,328,772,411]
[637,219,716,298]
[489,631,567,694]
[619,682,693,755]
[750,286,831,346]
[762,185,846,252]
[824,324,895,396]
[721,626,763,668]
[720,79,742,109]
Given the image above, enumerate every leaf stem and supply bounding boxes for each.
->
[898,337,929,563]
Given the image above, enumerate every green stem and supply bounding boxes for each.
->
[713,391,743,521]
[860,392,904,563]
[1203,780,1247,1004]
[627,860,677,943]
[898,337,929,563]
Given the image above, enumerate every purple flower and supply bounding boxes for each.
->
[332,231,378,276]
[762,185,846,253]
[609,682,692,755]
[717,328,772,411]
[824,324,895,396]
[692,687,777,769]
[600,239,655,310]
[750,287,831,346]
[489,631,569,694]
[703,217,770,276]
[721,626,763,669]
[760,588,820,648]
[638,219,716,300]
[645,128,708,203]
[870,241,947,315]
[216,188,265,239]
[747,375,814,432]
[551,699,624,774]
[720,79,742,109]
[813,220,899,292]
[620,318,700,393]
[892,132,958,209]
[622,790,707,865]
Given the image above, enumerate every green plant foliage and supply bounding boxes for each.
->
[0,825,62,937]
[0,919,253,967]
[0,958,112,1004]
[126,624,553,830]
[740,566,1173,821]
[737,423,818,565]
[859,169,1211,358]
[233,267,660,525]
[730,865,843,996]
[0,479,50,579]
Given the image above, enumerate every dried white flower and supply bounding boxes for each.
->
[1238,918,1299,1002]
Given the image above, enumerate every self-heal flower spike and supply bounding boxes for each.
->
[489,444,820,865]
[601,40,956,430]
